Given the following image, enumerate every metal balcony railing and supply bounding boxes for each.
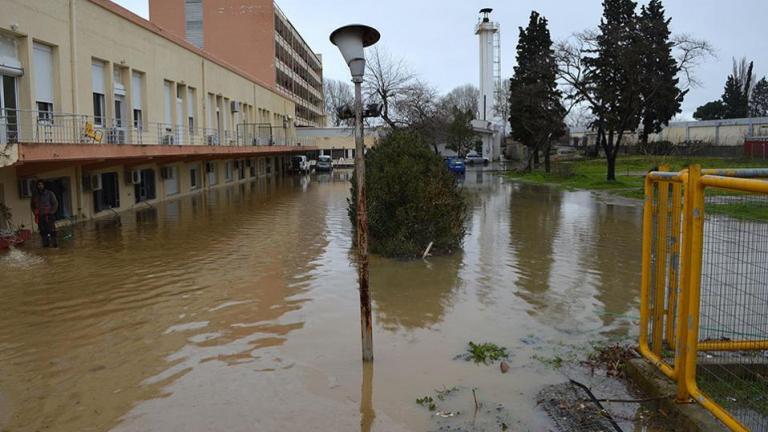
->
[0,109,305,147]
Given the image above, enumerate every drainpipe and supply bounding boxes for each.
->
[70,0,83,218]
[69,0,79,114]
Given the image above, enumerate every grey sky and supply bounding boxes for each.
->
[115,0,768,119]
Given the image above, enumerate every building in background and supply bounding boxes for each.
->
[149,0,324,127]
[296,127,382,167]
[570,117,768,157]
[0,0,315,232]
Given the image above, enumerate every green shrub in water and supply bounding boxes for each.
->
[348,129,468,258]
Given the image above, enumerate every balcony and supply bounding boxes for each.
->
[0,109,305,147]
[1,109,316,173]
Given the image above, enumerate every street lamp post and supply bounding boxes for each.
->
[330,24,380,362]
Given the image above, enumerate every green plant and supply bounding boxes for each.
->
[460,342,509,365]
[416,395,436,411]
[348,129,468,258]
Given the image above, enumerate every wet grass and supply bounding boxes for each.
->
[506,156,767,200]
[706,202,768,222]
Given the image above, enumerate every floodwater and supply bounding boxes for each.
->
[0,168,652,432]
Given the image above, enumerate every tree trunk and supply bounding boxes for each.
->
[604,130,617,182]
[533,147,540,168]
[606,150,617,181]
[544,143,551,173]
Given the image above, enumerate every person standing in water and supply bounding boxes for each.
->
[30,180,59,248]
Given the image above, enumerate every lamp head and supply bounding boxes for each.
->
[330,24,380,81]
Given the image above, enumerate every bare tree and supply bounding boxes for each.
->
[440,84,479,116]
[363,46,416,129]
[323,78,354,127]
[492,80,511,122]
[671,34,716,90]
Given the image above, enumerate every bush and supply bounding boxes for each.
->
[348,130,468,258]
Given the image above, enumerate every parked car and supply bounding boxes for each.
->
[445,157,466,175]
[464,151,490,166]
[291,155,310,173]
[315,155,333,172]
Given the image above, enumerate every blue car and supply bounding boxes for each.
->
[445,157,466,175]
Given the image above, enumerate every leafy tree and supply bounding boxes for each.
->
[637,0,684,147]
[445,107,476,157]
[583,0,642,181]
[750,77,768,117]
[348,130,467,258]
[695,58,756,120]
[508,11,566,173]
[693,100,726,120]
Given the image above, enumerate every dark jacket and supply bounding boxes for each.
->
[31,190,59,216]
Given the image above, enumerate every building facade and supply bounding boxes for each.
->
[570,117,768,149]
[149,0,324,127]
[296,127,381,167]
[0,0,315,233]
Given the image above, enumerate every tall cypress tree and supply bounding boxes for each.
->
[750,77,768,117]
[508,11,565,172]
[638,0,683,148]
[584,0,642,181]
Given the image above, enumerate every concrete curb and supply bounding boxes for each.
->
[624,358,728,431]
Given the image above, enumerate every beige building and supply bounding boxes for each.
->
[296,127,382,167]
[149,0,324,127]
[0,0,316,233]
[570,117,768,149]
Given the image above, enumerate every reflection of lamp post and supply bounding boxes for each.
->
[330,24,380,362]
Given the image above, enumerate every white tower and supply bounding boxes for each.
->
[473,8,503,161]
[476,8,500,122]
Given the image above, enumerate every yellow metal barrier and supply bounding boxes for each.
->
[639,165,768,432]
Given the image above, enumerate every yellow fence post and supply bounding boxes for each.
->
[652,165,670,355]
[638,175,655,358]
[665,182,682,348]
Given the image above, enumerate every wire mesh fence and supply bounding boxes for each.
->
[638,166,768,432]
[696,191,768,431]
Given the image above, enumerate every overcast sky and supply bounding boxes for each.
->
[115,0,768,120]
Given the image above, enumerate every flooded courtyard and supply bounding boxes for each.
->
[0,169,651,431]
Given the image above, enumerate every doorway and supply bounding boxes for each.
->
[134,169,156,203]
[42,177,72,221]
[93,172,120,213]
[1,74,19,143]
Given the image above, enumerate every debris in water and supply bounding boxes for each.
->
[458,342,509,365]
[583,343,638,379]
[416,395,437,411]
[500,361,510,374]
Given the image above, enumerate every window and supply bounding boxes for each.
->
[92,61,106,126]
[131,71,144,129]
[92,93,105,126]
[133,109,143,130]
[187,87,196,134]
[113,67,126,127]
[33,43,54,119]
[37,101,53,122]
[206,161,217,186]
[225,160,233,182]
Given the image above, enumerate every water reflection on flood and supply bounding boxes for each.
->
[0,169,647,432]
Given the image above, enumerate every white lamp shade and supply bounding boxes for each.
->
[330,25,380,79]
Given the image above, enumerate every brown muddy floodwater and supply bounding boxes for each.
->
[0,168,651,432]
